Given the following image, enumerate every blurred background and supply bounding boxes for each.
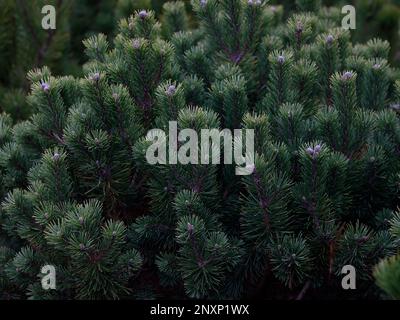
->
[0,0,399,121]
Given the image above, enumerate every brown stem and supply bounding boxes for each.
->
[296,280,311,300]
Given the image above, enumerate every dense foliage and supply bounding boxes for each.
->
[0,0,400,300]
[0,0,399,122]
[0,0,164,121]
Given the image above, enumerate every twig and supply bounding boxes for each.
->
[296,280,311,300]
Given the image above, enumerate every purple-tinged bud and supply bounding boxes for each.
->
[166,84,176,96]
[132,39,141,49]
[112,231,117,237]
[112,93,119,101]
[326,34,334,45]
[41,81,50,92]
[314,144,322,154]
[270,5,276,12]
[52,153,60,161]
[296,22,303,32]
[79,244,85,250]
[341,71,353,81]
[187,223,194,233]
[277,55,285,64]
[306,147,314,156]
[44,213,49,219]
[138,10,148,19]
[90,72,100,82]
[373,63,381,69]
[390,103,400,111]
[79,216,84,225]
[200,0,207,7]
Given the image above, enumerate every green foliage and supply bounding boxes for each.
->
[161,1,189,38]
[375,254,400,299]
[374,208,400,299]
[0,0,73,121]
[0,0,399,300]
[0,0,169,122]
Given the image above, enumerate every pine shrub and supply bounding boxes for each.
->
[0,0,400,300]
